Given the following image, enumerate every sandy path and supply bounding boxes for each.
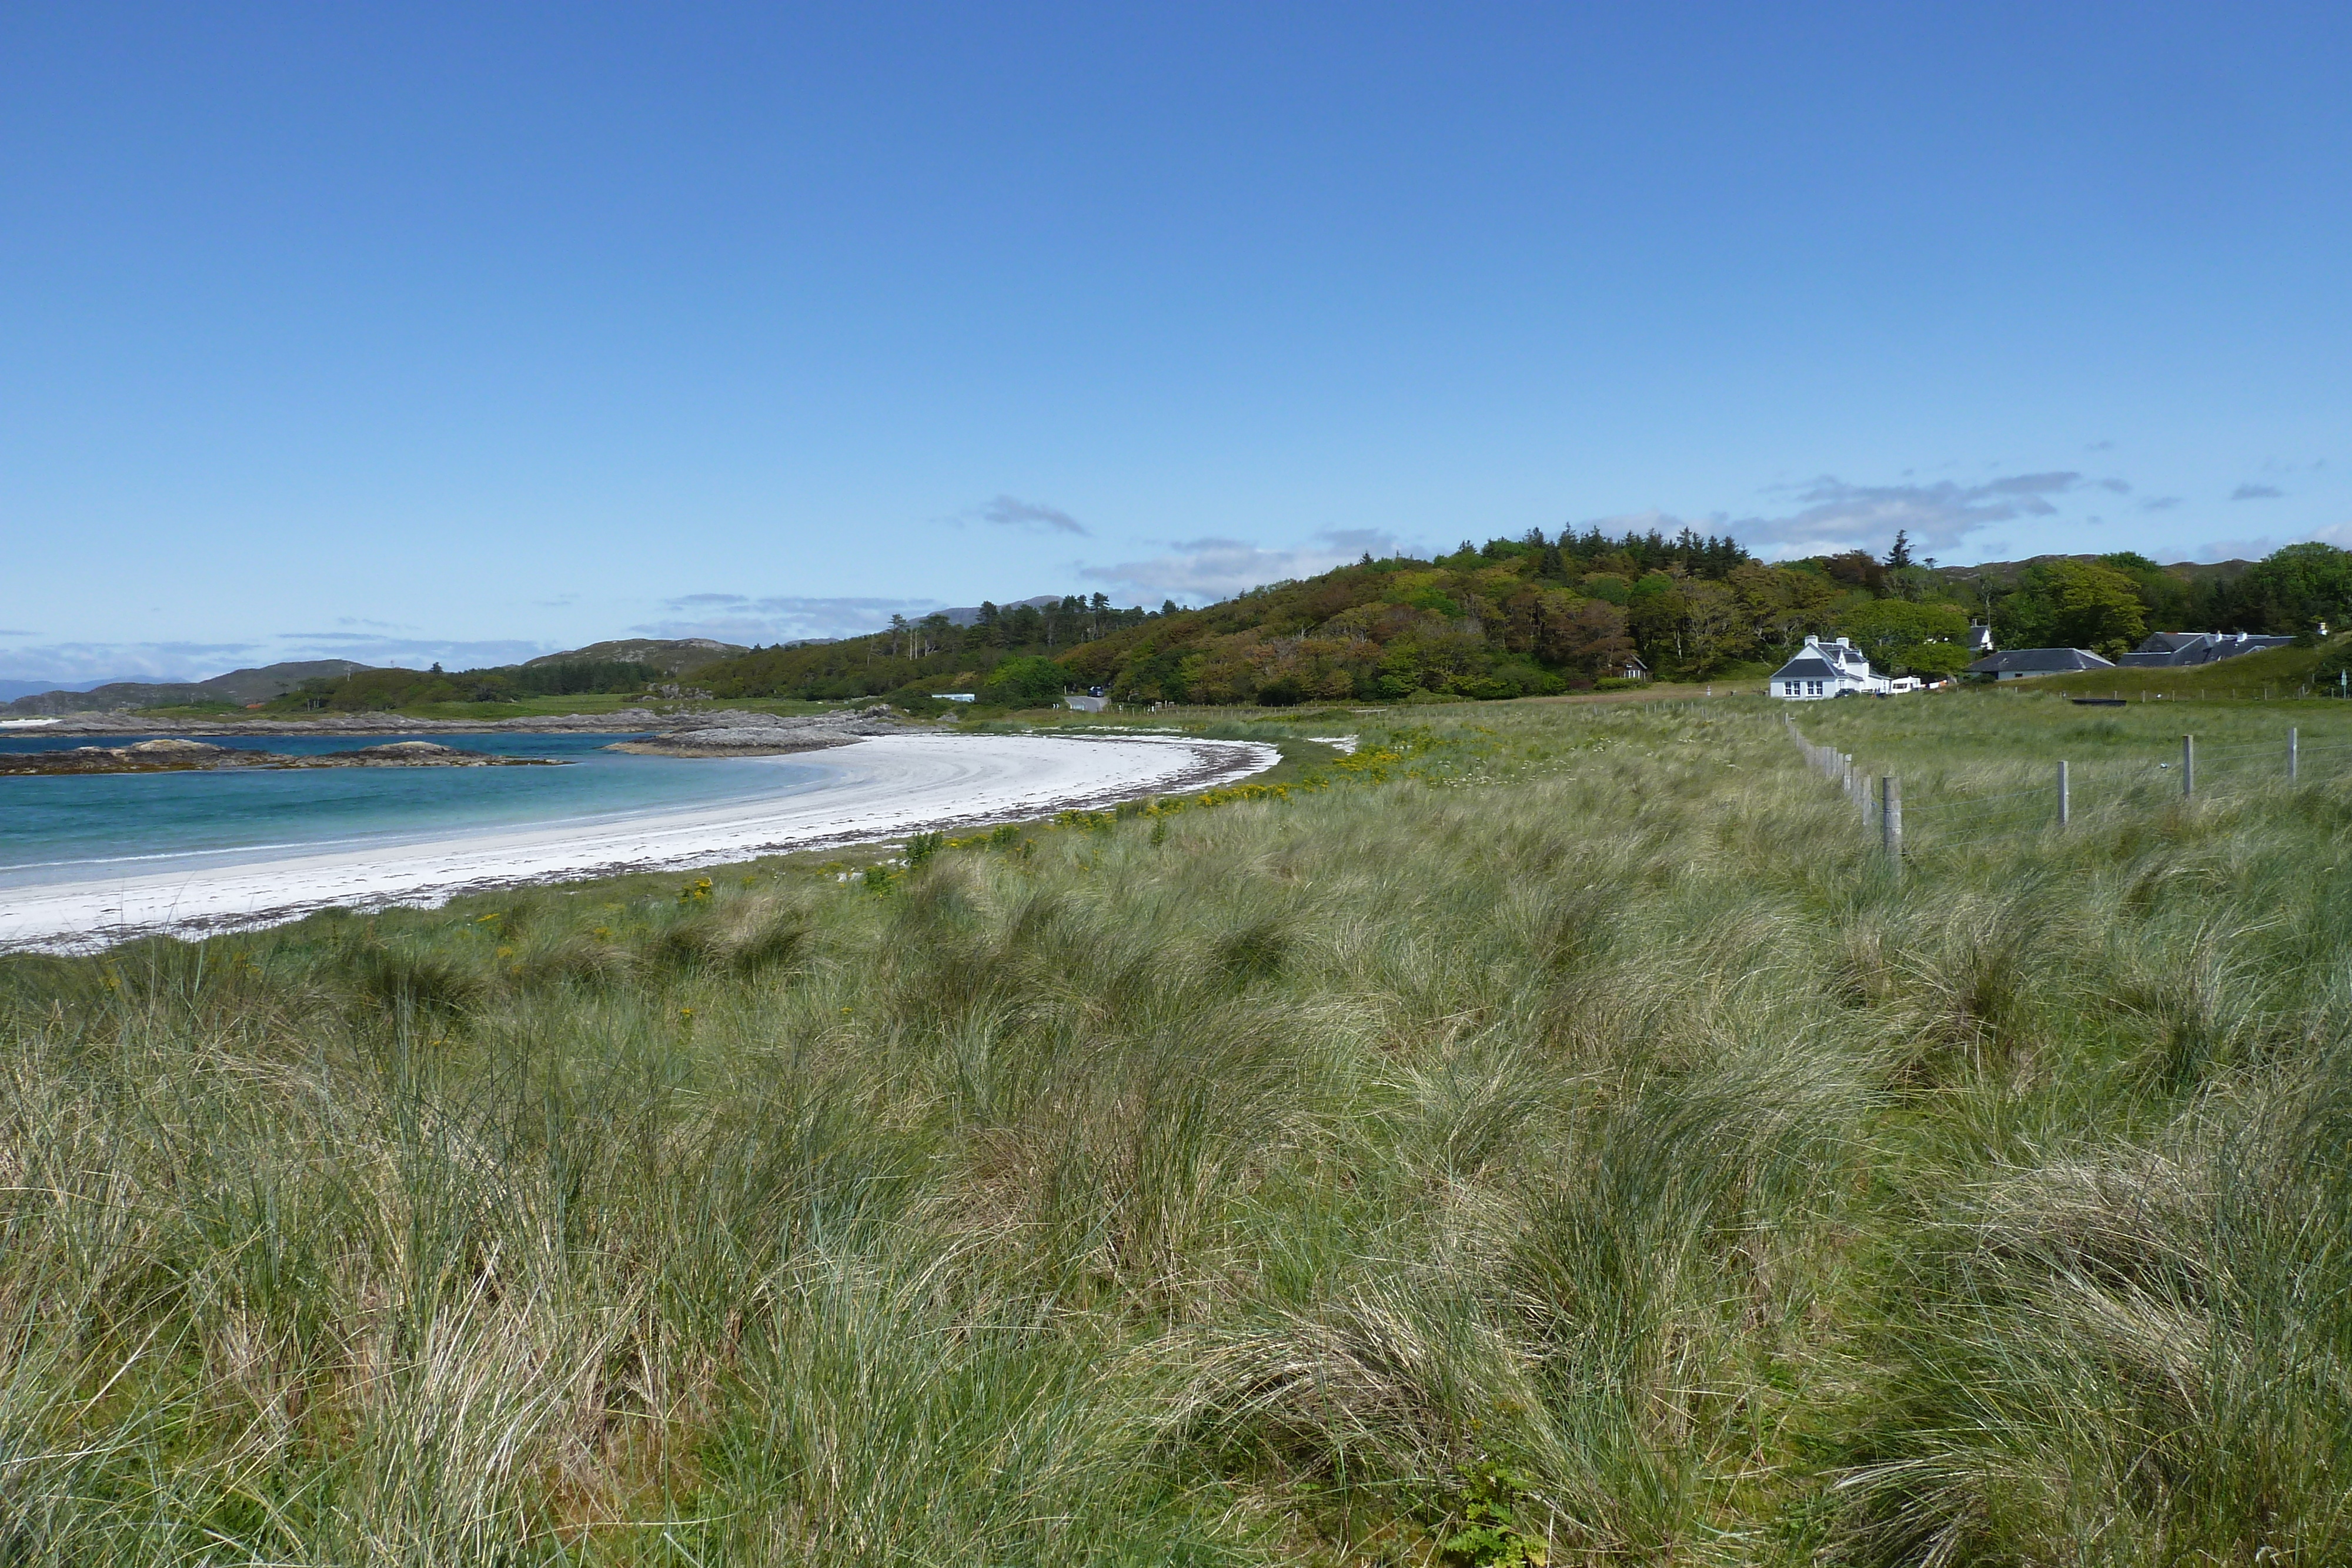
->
[0,732,1275,953]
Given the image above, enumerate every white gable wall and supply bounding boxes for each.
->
[1770,636,1891,700]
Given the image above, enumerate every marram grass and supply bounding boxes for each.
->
[5,694,2352,1564]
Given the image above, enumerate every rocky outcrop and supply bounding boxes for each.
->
[324,742,555,767]
[0,739,564,775]
[602,707,909,757]
[21,707,681,737]
[5,704,928,762]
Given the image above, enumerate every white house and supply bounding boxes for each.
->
[1770,636,1890,700]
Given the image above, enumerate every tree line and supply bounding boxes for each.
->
[274,538,2352,716]
[272,658,664,712]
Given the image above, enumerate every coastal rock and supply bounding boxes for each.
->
[298,741,529,767]
[128,737,229,755]
[0,740,564,775]
[23,704,908,739]
[606,711,908,757]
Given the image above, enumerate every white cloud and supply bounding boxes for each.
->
[2196,523,2352,560]
[270,633,552,668]
[2,632,558,686]
[0,640,262,684]
[1566,472,2093,562]
[1742,472,2084,556]
[632,596,944,644]
[973,495,1088,536]
[1081,529,1402,600]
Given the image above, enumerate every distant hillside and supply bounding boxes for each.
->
[4,660,373,715]
[699,534,2352,708]
[0,677,122,703]
[524,638,746,674]
[697,530,1757,706]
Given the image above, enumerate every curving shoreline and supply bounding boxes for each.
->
[0,733,1277,954]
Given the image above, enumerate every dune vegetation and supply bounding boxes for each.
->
[5,692,2351,1564]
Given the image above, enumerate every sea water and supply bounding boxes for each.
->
[0,732,837,892]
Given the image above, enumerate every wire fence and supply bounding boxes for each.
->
[1785,714,2333,865]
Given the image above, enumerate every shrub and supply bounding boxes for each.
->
[981,656,1070,707]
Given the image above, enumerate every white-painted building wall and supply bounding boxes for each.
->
[1768,635,1891,700]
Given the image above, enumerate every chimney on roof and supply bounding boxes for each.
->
[1835,636,1851,647]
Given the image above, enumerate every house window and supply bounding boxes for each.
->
[1809,680,1822,695]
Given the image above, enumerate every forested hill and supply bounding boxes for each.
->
[697,527,1764,706]
[15,536,2335,717]
[697,533,2352,710]
[696,594,1154,707]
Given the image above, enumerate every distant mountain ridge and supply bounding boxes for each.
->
[0,677,122,703]
[4,661,372,716]
[940,596,1061,628]
[524,638,747,674]
[2,639,750,714]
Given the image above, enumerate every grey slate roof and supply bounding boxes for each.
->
[1771,637,1877,681]
[2115,631,2295,668]
[1967,647,2116,675]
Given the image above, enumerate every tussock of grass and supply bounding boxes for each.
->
[6,693,2352,1562]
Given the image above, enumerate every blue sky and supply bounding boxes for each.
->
[4,2,2348,682]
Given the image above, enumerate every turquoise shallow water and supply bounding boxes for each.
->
[0,732,836,892]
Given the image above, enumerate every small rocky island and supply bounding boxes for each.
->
[1,738,567,776]
[603,707,907,757]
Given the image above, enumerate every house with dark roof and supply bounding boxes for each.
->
[1770,636,1889,700]
[1967,647,2117,680]
[1965,623,1995,655]
[2115,631,2295,668]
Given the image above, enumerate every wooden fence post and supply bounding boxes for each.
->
[2057,760,2070,828]
[2290,727,2299,783]
[2183,734,2195,798]
[1882,775,1902,868]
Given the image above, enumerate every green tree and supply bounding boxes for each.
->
[980,655,1068,707]
[1836,599,1969,670]
[2096,551,2193,628]
[1537,598,1634,675]
[1995,560,2147,658]
[2223,542,2352,636]
[1900,640,1975,680]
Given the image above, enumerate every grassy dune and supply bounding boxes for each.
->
[5,697,2351,1564]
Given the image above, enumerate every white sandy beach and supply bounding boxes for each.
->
[0,731,1277,953]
